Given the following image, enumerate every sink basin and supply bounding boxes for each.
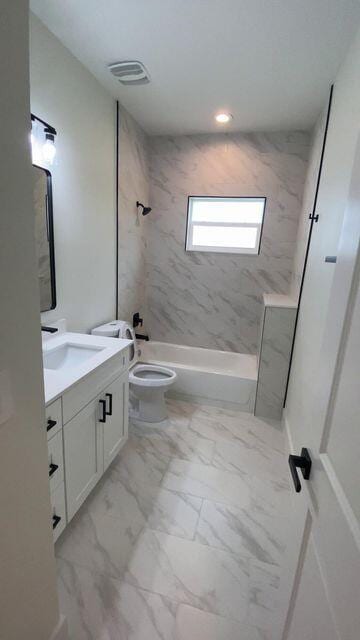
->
[43,343,104,371]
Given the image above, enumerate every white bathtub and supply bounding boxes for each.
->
[139,341,258,412]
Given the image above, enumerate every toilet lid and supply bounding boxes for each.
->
[129,364,176,387]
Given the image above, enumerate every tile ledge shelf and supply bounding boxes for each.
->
[262,293,298,309]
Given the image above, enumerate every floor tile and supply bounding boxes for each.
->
[111,438,170,487]
[212,437,288,482]
[56,398,292,639]
[129,427,215,464]
[124,528,249,622]
[162,458,251,508]
[145,488,202,539]
[87,466,202,540]
[195,500,287,565]
[56,509,142,580]
[187,406,284,453]
[57,558,178,640]
[175,604,264,640]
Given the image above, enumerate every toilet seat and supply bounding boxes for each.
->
[129,364,176,387]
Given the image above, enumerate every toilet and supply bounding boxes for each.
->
[91,320,177,424]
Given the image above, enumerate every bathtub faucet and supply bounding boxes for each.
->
[135,333,149,341]
[133,312,143,328]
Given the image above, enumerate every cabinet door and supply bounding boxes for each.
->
[63,398,103,521]
[102,371,128,471]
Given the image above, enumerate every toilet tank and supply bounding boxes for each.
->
[91,320,127,338]
[92,320,137,363]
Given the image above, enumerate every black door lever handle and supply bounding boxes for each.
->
[288,448,312,493]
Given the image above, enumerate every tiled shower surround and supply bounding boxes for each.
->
[117,107,149,323]
[145,131,310,353]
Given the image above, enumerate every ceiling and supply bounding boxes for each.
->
[30,0,360,136]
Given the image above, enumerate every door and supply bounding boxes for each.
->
[63,397,103,521]
[102,371,129,471]
[283,138,360,638]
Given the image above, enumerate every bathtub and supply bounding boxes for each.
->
[138,341,258,412]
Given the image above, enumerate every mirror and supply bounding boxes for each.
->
[32,165,56,311]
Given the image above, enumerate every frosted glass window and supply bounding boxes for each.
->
[186,196,266,254]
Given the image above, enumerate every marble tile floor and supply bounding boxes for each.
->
[56,398,295,640]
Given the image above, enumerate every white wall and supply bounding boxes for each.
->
[30,14,116,333]
[285,25,360,450]
[0,2,61,638]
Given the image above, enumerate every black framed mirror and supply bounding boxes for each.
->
[32,164,56,311]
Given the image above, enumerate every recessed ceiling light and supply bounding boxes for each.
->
[215,112,233,124]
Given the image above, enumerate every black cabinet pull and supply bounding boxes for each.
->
[288,448,312,493]
[105,393,113,416]
[47,418,57,432]
[52,514,61,530]
[49,462,59,477]
[99,399,107,423]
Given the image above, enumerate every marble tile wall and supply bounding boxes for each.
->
[146,131,310,353]
[290,113,325,300]
[254,296,297,420]
[117,106,149,323]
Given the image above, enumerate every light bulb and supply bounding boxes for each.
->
[42,134,56,164]
[215,112,233,124]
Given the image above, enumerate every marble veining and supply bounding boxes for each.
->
[56,398,295,639]
[146,131,310,353]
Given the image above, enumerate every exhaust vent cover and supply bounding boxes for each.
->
[108,61,150,85]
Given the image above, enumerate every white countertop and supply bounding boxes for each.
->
[43,332,131,405]
[262,293,298,309]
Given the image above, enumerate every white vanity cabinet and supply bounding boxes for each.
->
[46,399,66,542]
[63,396,103,520]
[64,369,129,520]
[102,371,128,471]
[45,347,129,538]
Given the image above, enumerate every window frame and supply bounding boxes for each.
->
[185,195,266,255]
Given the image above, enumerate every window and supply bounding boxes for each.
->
[185,196,266,255]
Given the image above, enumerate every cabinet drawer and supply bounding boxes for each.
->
[50,482,66,542]
[48,429,64,494]
[62,350,128,424]
[45,398,62,440]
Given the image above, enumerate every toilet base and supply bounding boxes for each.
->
[130,415,170,430]
[129,387,169,423]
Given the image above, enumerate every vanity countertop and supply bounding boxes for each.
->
[43,332,131,405]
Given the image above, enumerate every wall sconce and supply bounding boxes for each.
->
[136,201,152,216]
[31,114,57,166]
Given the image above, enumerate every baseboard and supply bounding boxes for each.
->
[168,390,254,413]
[49,615,69,640]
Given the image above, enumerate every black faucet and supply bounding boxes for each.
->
[133,312,143,328]
[135,333,149,341]
[41,325,58,333]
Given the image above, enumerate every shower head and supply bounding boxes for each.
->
[136,201,152,216]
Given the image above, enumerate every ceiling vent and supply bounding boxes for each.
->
[108,61,150,86]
